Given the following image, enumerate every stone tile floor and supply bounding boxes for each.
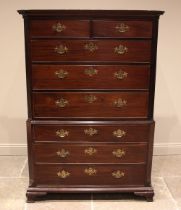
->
[0,155,181,210]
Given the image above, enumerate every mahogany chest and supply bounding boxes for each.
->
[18,10,164,202]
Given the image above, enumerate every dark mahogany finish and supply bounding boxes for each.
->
[32,122,152,143]
[18,9,164,202]
[31,40,151,62]
[32,65,150,90]
[32,91,149,118]
[34,143,147,163]
[30,20,90,38]
[93,20,152,38]
[34,164,146,186]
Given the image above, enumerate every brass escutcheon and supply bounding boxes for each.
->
[114,70,128,80]
[114,44,128,55]
[113,129,126,138]
[112,170,125,178]
[57,170,70,178]
[55,69,68,79]
[84,67,98,77]
[114,98,127,108]
[54,45,68,54]
[84,167,97,176]
[84,42,98,52]
[112,149,126,158]
[84,147,97,156]
[84,127,98,136]
[85,95,97,103]
[56,129,69,138]
[55,98,69,108]
[56,149,70,158]
[52,22,66,32]
[115,23,129,33]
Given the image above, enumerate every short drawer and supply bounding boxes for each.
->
[32,65,150,90]
[31,40,151,62]
[93,20,152,38]
[32,91,149,118]
[34,143,147,164]
[30,20,90,37]
[32,122,153,143]
[34,164,146,186]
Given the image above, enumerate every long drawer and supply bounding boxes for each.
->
[31,40,151,62]
[32,122,153,143]
[34,164,146,186]
[34,143,147,163]
[32,91,149,118]
[32,65,150,90]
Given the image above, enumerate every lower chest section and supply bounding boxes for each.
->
[30,121,154,187]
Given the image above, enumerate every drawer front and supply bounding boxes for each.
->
[34,143,147,163]
[33,122,153,143]
[32,92,149,118]
[34,164,146,186]
[31,40,151,62]
[30,20,90,37]
[93,20,152,38]
[32,65,150,90]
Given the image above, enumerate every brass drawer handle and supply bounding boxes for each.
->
[112,170,125,178]
[57,170,70,178]
[84,42,98,52]
[112,149,126,158]
[52,22,66,32]
[55,69,68,79]
[55,98,69,108]
[85,95,97,103]
[84,127,98,136]
[84,167,97,176]
[114,70,128,80]
[114,98,127,108]
[115,23,129,33]
[113,129,126,138]
[55,45,68,54]
[56,129,69,138]
[84,67,98,77]
[114,44,128,55]
[56,149,70,158]
[84,147,97,156]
